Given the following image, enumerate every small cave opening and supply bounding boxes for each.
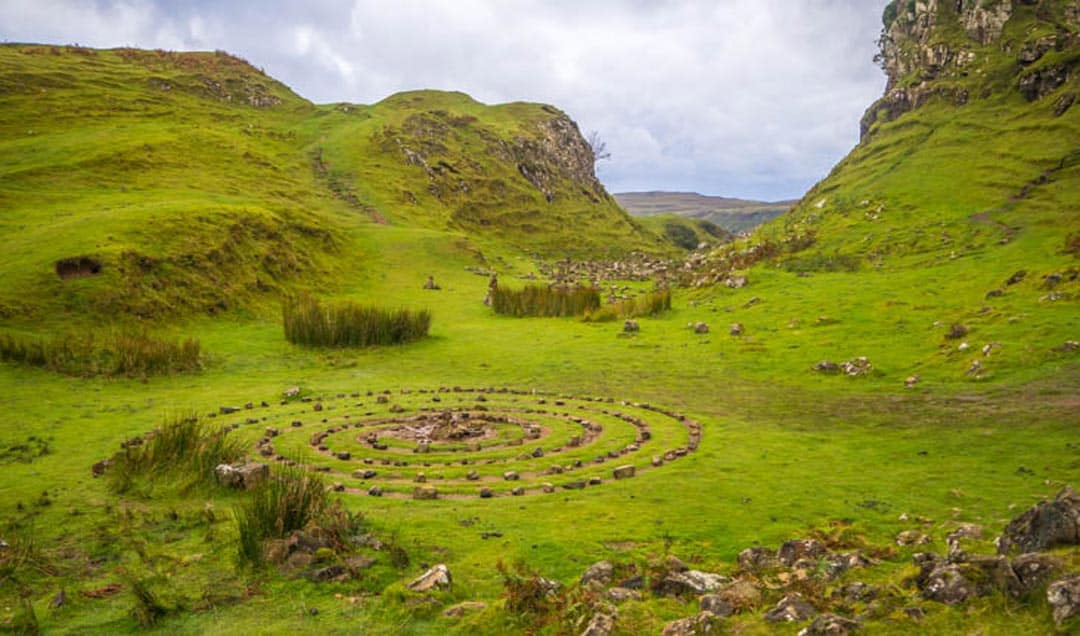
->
[55,256,102,280]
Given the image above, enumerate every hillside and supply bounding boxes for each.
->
[615,190,795,233]
[682,0,1079,384]
[0,45,664,323]
[635,213,734,250]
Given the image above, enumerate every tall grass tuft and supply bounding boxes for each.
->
[490,285,601,318]
[583,289,672,322]
[108,412,244,494]
[0,331,200,377]
[127,576,169,627]
[282,294,431,347]
[235,465,328,565]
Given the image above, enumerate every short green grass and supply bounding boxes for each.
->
[0,25,1078,635]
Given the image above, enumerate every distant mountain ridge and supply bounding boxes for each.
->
[614,191,795,233]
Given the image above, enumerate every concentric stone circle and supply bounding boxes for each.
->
[212,387,702,500]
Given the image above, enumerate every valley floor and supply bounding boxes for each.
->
[1,227,1077,634]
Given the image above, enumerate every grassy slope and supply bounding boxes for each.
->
[304,90,668,260]
[0,46,353,322]
[0,18,1078,634]
[0,45,665,325]
[635,213,732,250]
[615,191,794,233]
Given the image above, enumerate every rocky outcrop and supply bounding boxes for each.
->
[957,0,1013,46]
[863,0,1077,137]
[1048,574,1080,625]
[997,486,1080,554]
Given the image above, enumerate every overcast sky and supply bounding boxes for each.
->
[1,0,889,201]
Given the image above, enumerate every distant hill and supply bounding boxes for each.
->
[0,45,667,321]
[614,191,795,233]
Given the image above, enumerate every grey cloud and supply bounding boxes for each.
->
[0,0,889,200]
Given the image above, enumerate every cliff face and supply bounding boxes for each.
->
[862,0,1080,138]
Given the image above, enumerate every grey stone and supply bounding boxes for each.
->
[408,564,451,592]
[997,486,1080,555]
[661,611,723,636]
[581,560,614,587]
[1047,574,1080,625]
[764,593,817,622]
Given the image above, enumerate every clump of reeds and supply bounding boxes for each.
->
[282,294,431,347]
[0,331,200,377]
[582,289,672,322]
[235,465,329,565]
[107,412,244,494]
[490,285,600,317]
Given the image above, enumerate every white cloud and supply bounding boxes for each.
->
[0,0,889,200]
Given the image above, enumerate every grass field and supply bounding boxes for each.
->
[1,7,1079,631]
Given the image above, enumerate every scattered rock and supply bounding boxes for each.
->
[729,323,744,336]
[1047,574,1080,625]
[698,594,734,617]
[306,564,347,583]
[661,611,724,636]
[725,275,748,289]
[738,547,779,572]
[1010,553,1064,596]
[607,587,642,603]
[284,386,301,398]
[581,561,614,587]
[919,562,990,605]
[946,323,969,340]
[896,530,932,546]
[479,487,493,499]
[813,360,840,374]
[91,458,110,477]
[582,611,616,636]
[777,539,827,566]
[838,582,878,603]
[798,613,860,635]
[764,593,817,623]
[997,486,1080,554]
[655,570,729,597]
[623,320,639,333]
[694,322,710,334]
[904,375,920,388]
[503,471,520,481]
[367,485,383,497]
[612,465,635,479]
[408,564,452,592]
[841,357,872,376]
[719,579,762,611]
[1005,270,1026,286]
[413,486,438,500]
[214,462,269,490]
[1055,341,1080,353]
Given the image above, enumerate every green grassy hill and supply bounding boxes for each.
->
[615,190,795,233]
[635,213,733,250]
[682,0,1079,385]
[0,45,665,324]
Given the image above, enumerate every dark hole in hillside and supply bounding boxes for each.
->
[55,256,102,280]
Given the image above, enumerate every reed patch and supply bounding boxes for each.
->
[0,331,201,377]
[583,289,672,322]
[282,295,431,347]
[490,285,601,317]
[106,413,244,495]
